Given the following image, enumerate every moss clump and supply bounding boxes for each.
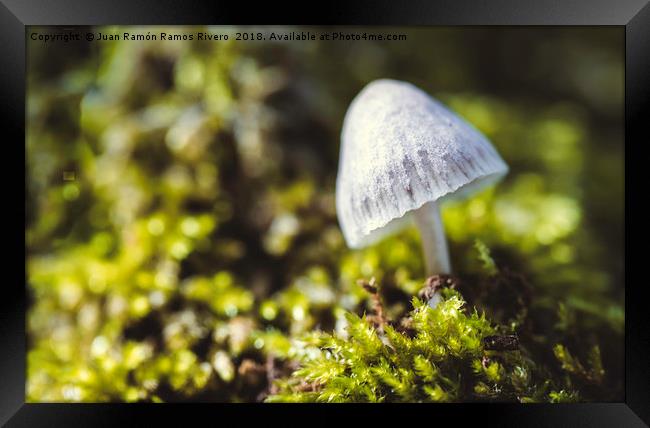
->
[267,289,494,402]
[266,280,606,403]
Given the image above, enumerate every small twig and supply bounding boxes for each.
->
[358,277,388,328]
[418,274,459,302]
[359,276,378,294]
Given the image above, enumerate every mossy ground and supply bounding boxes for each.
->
[267,268,614,403]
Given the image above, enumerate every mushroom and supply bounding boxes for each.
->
[336,79,509,307]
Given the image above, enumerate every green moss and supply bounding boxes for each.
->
[266,272,615,403]
[266,291,494,402]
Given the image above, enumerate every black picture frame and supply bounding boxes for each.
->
[3,1,648,426]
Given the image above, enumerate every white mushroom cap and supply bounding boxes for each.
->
[336,79,509,249]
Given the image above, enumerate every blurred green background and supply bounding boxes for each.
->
[26,26,624,402]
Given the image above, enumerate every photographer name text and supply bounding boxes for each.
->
[30,30,407,44]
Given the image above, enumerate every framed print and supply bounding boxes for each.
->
[2,0,649,426]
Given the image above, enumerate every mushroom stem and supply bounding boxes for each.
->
[413,201,451,307]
